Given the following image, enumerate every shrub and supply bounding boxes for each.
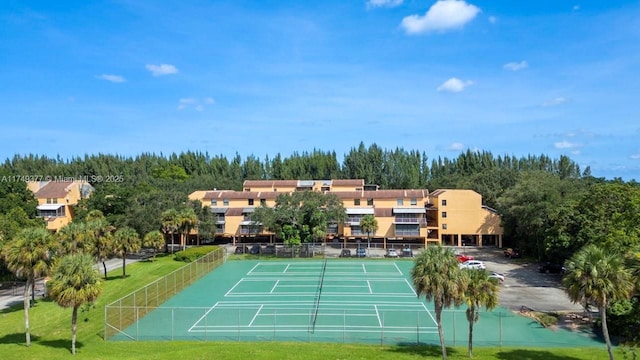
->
[173,246,218,262]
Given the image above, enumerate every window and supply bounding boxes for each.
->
[410,198,417,206]
[354,199,360,206]
[211,199,217,206]
[442,212,447,218]
[367,198,374,206]
[395,224,419,236]
[215,224,225,234]
[46,198,58,204]
[248,199,254,206]
[442,224,447,230]
[223,199,229,206]
[351,225,363,235]
[244,188,250,192]
[397,199,404,206]
[442,199,447,206]
[260,199,266,206]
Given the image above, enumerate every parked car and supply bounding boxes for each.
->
[249,244,262,255]
[489,272,505,283]
[234,245,249,255]
[401,246,414,258]
[459,260,486,270]
[538,262,566,274]
[339,249,352,258]
[262,244,276,255]
[456,254,475,263]
[504,248,522,258]
[355,247,366,258]
[385,248,399,258]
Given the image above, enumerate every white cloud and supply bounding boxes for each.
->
[542,97,569,107]
[437,77,473,93]
[446,142,465,151]
[503,61,528,71]
[367,0,403,8]
[204,97,216,105]
[145,64,179,76]
[631,153,640,160]
[177,97,215,111]
[488,16,497,24]
[96,74,126,83]
[573,5,580,11]
[401,0,481,34]
[554,140,580,149]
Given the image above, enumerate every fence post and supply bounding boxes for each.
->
[136,306,139,341]
[380,311,384,346]
[237,308,241,341]
[171,308,174,341]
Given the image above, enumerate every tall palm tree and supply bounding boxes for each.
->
[161,209,179,253]
[177,208,198,251]
[57,222,89,255]
[86,216,115,278]
[2,227,58,346]
[412,245,467,360]
[143,230,165,260]
[48,253,102,355]
[359,214,378,256]
[113,227,141,279]
[563,245,634,360]
[461,269,499,358]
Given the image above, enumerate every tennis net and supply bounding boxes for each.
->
[310,259,328,332]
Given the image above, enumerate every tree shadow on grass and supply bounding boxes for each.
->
[495,349,585,360]
[386,343,460,358]
[39,338,84,353]
[0,332,40,345]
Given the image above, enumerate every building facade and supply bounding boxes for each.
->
[27,181,95,231]
[188,179,503,248]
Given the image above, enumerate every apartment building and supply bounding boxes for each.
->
[188,179,503,248]
[27,180,95,231]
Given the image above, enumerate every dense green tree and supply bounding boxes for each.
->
[84,211,115,278]
[161,209,180,252]
[177,208,198,251]
[412,246,467,360]
[359,214,378,255]
[143,230,165,260]
[2,227,58,346]
[563,245,634,360]
[48,253,102,355]
[461,269,499,358]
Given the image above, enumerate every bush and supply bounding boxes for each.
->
[173,246,218,262]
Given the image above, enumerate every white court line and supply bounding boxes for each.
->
[362,264,366,273]
[247,263,261,275]
[367,280,372,294]
[270,280,280,293]
[404,278,417,296]
[224,278,245,296]
[188,302,220,332]
[393,262,403,275]
[248,304,264,326]
[283,264,290,273]
[374,305,382,327]
[421,302,438,325]
[226,293,416,298]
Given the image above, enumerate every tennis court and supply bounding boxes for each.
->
[108,258,604,347]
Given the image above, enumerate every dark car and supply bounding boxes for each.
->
[249,244,262,255]
[538,262,566,274]
[339,249,351,258]
[504,248,522,258]
[401,247,414,258]
[234,245,249,255]
[355,247,366,258]
[262,244,276,255]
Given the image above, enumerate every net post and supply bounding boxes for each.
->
[380,311,384,346]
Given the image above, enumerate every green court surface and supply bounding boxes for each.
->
[111,260,603,347]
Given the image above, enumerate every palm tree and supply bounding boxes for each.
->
[161,209,179,253]
[143,230,165,260]
[113,227,141,279]
[48,253,102,355]
[86,217,115,278]
[2,227,58,346]
[359,214,378,256]
[563,245,634,360]
[412,245,467,360]
[461,269,499,358]
[57,222,89,255]
[177,208,198,251]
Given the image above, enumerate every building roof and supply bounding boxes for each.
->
[33,181,74,198]
[333,189,428,199]
[243,180,298,188]
[204,191,279,200]
[331,179,365,186]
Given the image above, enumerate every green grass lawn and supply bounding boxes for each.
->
[0,254,618,359]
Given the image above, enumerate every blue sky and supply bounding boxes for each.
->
[1,0,639,180]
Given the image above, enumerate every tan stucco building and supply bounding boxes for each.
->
[189,179,503,248]
[27,180,94,231]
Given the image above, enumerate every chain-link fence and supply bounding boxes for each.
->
[105,247,225,340]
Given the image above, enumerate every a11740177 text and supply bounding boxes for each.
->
[0,175,124,183]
